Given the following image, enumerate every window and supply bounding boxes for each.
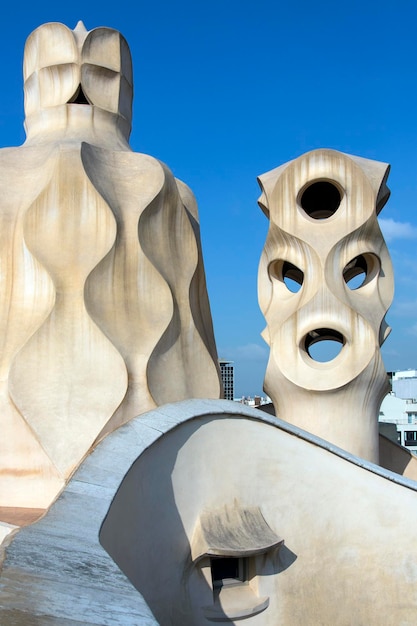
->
[192,506,282,621]
[404,431,417,446]
[203,555,269,621]
[211,557,247,598]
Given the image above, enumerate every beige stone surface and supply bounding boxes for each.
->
[3,400,417,625]
[0,22,221,509]
[379,432,417,481]
[258,149,393,462]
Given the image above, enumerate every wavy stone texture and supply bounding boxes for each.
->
[258,149,394,463]
[0,22,221,508]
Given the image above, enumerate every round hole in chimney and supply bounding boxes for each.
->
[304,328,345,362]
[300,181,341,219]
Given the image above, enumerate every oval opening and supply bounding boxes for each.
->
[300,181,341,219]
[304,328,344,363]
[269,260,304,294]
[343,253,379,290]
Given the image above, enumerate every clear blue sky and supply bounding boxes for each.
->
[2,0,417,396]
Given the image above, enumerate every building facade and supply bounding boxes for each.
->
[380,371,417,454]
[219,359,234,401]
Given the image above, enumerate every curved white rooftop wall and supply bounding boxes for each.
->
[2,400,417,624]
[99,401,417,625]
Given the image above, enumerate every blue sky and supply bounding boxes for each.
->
[2,1,417,396]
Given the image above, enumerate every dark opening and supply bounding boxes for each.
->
[304,328,345,362]
[405,431,417,444]
[211,557,243,589]
[300,181,341,219]
[68,85,90,105]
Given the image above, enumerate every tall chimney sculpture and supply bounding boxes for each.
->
[0,22,221,510]
[258,149,393,463]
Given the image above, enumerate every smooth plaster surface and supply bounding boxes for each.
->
[0,22,221,510]
[2,400,417,625]
[379,432,417,480]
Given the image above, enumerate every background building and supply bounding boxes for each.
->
[219,359,234,400]
[379,370,417,454]
[390,369,417,400]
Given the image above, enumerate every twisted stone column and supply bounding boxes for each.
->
[258,149,393,463]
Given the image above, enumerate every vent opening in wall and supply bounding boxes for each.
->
[304,328,345,362]
[300,181,341,219]
[343,253,380,290]
[269,260,304,293]
[68,85,90,105]
[193,506,283,622]
[211,557,247,597]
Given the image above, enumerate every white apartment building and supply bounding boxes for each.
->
[380,370,417,453]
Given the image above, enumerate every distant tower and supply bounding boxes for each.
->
[219,359,234,400]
